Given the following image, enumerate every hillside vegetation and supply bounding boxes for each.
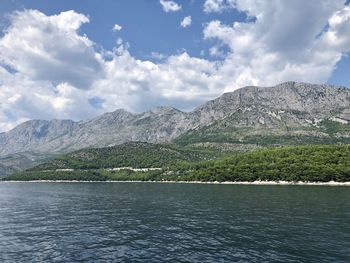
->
[29,142,218,171]
[5,144,350,182]
[175,117,350,147]
[180,145,350,182]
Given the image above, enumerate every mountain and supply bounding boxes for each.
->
[0,119,78,156]
[0,107,196,157]
[1,81,350,176]
[176,81,350,146]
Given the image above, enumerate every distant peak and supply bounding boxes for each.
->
[234,81,342,92]
[112,109,130,114]
[149,106,182,114]
[277,81,296,86]
[103,109,133,117]
[215,81,350,104]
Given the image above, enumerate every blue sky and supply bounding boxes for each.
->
[329,54,350,86]
[0,0,350,131]
[0,0,246,60]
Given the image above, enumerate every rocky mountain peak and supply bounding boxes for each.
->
[148,106,183,115]
[1,81,350,175]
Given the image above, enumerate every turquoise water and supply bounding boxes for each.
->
[0,182,349,262]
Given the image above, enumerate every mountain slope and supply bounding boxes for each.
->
[28,142,216,171]
[1,81,350,175]
[176,82,350,145]
[0,152,56,177]
[0,107,198,157]
[0,119,78,156]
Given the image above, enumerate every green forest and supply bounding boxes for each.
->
[5,144,350,182]
[29,142,218,171]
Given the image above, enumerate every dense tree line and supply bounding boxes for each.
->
[5,169,164,181]
[178,145,350,182]
[29,142,217,171]
[5,145,350,182]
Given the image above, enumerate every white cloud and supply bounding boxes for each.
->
[0,10,103,90]
[203,0,350,89]
[0,66,96,132]
[150,52,166,60]
[322,6,350,51]
[116,37,123,45]
[0,10,104,131]
[209,45,225,58]
[1,3,350,132]
[180,16,192,28]
[203,0,235,13]
[93,48,221,113]
[160,0,182,13]
[112,23,122,31]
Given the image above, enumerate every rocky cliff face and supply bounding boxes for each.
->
[193,81,350,123]
[176,82,350,145]
[0,119,78,156]
[1,81,350,175]
[0,107,198,157]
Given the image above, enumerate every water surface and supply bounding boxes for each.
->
[0,182,349,262]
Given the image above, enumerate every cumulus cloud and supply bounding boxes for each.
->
[209,45,225,58]
[92,48,221,113]
[112,23,122,31]
[322,6,350,50]
[1,2,350,131]
[203,0,350,89]
[159,0,182,13]
[0,65,97,131]
[0,10,103,90]
[0,10,104,130]
[150,52,166,60]
[203,0,235,13]
[180,16,192,28]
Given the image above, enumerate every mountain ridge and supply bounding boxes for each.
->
[1,81,350,176]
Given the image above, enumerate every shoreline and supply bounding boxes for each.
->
[1,180,350,186]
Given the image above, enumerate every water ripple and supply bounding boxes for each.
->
[0,182,349,262]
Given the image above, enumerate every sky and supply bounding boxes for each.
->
[0,0,350,131]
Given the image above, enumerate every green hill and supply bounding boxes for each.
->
[179,145,350,182]
[5,144,350,182]
[28,142,218,171]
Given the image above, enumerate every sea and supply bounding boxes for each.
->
[0,182,349,262]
